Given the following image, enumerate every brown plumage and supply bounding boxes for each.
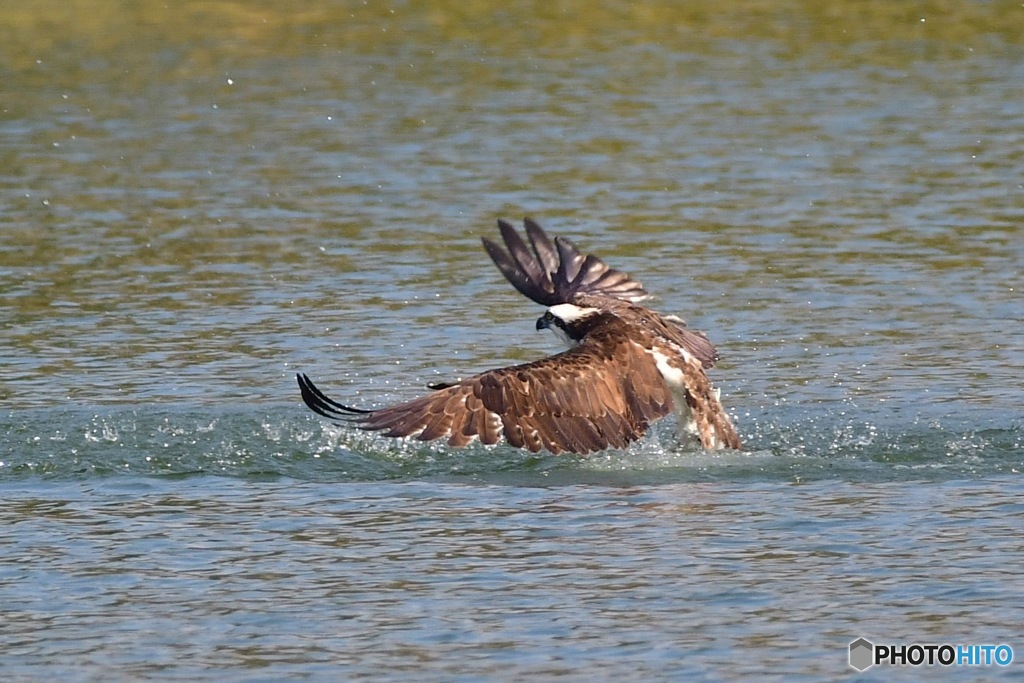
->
[298,218,742,453]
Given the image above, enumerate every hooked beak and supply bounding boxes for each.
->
[536,316,550,331]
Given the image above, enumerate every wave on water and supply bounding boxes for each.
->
[1,402,1020,484]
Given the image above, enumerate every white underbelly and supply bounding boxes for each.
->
[647,346,700,440]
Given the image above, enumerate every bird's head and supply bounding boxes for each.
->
[536,303,601,348]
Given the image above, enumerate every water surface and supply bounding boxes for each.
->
[1,1,1022,680]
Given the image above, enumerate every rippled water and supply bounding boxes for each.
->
[2,1,1023,680]
[4,477,1022,681]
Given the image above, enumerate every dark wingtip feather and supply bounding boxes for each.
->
[482,235,558,306]
[523,218,559,274]
[297,373,373,421]
[485,218,649,305]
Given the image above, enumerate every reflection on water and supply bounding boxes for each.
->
[1,1,1022,679]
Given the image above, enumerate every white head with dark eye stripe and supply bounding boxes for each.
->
[536,303,601,347]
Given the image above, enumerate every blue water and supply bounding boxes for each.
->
[3,474,1022,681]
[2,2,1023,680]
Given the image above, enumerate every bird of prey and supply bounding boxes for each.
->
[297,218,741,453]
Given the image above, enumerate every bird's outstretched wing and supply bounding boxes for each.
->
[297,335,673,455]
[481,218,648,306]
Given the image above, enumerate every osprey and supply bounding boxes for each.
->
[298,219,742,453]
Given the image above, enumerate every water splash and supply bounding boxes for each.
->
[2,402,1019,484]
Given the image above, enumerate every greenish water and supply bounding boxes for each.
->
[2,1,1023,680]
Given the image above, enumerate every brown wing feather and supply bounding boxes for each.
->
[657,315,720,370]
[299,331,674,455]
[573,294,721,370]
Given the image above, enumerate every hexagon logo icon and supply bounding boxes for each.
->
[849,638,874,671]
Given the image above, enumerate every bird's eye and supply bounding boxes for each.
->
[543,312,554,322]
